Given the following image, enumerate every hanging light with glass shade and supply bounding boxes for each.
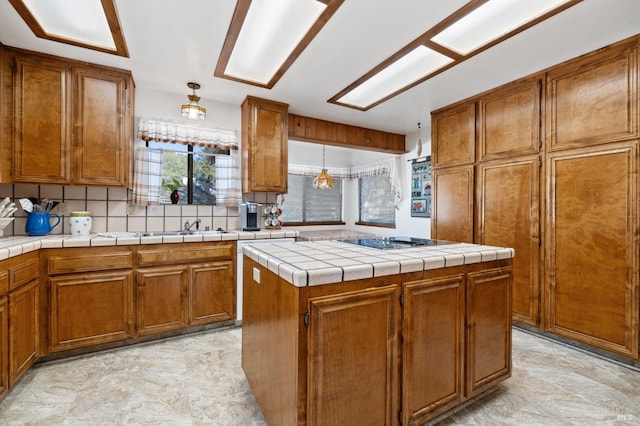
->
[313,145,334,189]
[181,82,206,120]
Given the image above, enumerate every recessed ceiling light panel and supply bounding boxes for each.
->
[431,0,573,55]
[22,0,116,50]
[225,0,326,85]
[337,46,454,109]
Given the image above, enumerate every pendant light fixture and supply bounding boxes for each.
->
[416,122,423,157]
[313,145,334,189]
[181,82,206,120]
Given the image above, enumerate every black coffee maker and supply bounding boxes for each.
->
[239,202,261,231]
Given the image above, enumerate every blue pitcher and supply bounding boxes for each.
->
[25,212,61,236]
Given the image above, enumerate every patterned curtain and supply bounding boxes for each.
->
[131,147,163,206]
[215,150,242,207]
[137,117,238,149]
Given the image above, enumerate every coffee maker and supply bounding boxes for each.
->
[239,202,261,231]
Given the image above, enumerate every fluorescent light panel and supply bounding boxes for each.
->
[225,0,327,85]
[337,47,453,109]
[432,0,573,55]
[22,0,116,50]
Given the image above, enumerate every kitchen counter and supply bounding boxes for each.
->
[295,228,376,241]
[242,239,514,286]
[0,229,298,260]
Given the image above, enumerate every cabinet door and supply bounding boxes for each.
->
[136,266,188,336]
[466,267,512,397]
[241,96,288,192]
[478,77,541,160]
[431,102,475,168]
[0,297,8,399]
[8,279,39,387]
[402,275,465,425]
[432,165,474,243]
[307,285,400,426]
[546,41,638,150]
[547,144,638,359]
[74,67,130,186]
[49,271,134,352]
[477,158,540,326]
[189,261,235,326]
[13,54,71,183]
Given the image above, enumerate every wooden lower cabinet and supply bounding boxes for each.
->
[190,261,234,325]
[8,279,39,386]
[307,286,400,426]
[466,268,512,396]
[402,275,465,425]
[48,271,134,352]
[0,297,8,399]
[137,266,189,336]
[243,258,513,426]
[547,143,638,359]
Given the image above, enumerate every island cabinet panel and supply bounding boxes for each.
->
[466,267,512,397]
[12,53,71,183]
[48,271,134,352]
[241,96,288,193]
[189,261,235,326]
[546,41,638,151]
[136,266,189,336]
[431,102,475,168]
[478,77,542,161]
[0,296,8,399]
[73,67,130,186]
[546,143,638,359]
[477,157,540,326]
[402,275,465,425]
[307,286,400,426]
[432,165,474,243]
[8,278,39,387]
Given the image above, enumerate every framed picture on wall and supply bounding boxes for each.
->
[411,156,431,217]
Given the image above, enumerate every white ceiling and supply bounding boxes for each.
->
[1,0,639,136]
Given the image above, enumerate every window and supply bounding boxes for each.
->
[280,175,343,224]
[358,175,395,226]
[148,141,228,204]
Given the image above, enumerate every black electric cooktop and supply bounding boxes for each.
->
[338,237,455,250]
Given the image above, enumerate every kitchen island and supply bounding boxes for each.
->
[241,239,514,426]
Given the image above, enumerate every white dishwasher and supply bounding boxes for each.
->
[236,238,294,323]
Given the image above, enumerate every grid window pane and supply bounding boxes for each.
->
[280,175,342,223]
[359,175,395,225]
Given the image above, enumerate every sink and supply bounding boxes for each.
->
[141,231,192,236]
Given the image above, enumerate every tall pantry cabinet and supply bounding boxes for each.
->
[431,35,640,360]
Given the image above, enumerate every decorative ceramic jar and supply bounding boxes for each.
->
[69,211,92,236]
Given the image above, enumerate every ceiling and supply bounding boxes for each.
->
[1,0,639,136]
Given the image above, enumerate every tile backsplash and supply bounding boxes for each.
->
[0,183,278,236]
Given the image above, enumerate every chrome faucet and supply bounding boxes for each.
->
[184,218,201,232]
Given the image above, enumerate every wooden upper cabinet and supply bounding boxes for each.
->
[477,157,540,326]
[431,102,475,168]
[8,47,133,186]
[13,54,71,183]
[74,67,131,186]
[546,143,638,359]
[432,165,474,243]
[546,41,639,150]
[241,96,288,193]
[478,77,542,161]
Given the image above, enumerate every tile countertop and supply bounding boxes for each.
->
[0,230,299,261]
[242,240,514,287]
[296,229,377,241]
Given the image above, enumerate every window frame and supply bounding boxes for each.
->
[356,175,396,228]
[280,174,345,226]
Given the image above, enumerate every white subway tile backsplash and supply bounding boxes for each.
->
[127,217,145,232]
[40,185,63,199]
[146,205,164,216]
[146,217,164,232]
[108,187,128,201]
[197,205,213,216]
[164,205,181,217]
[92,217,107,233]
[181,205,197,216]
[108,201,127,216]
[66,200,87,213]
[87,201,108,216]
[64,186,87,200]
[107,217,127,231]
[213,206,227,217]
[87,187,107,200]
[164,216,181,231]
[212,217,227,230]
[14,184,39,199]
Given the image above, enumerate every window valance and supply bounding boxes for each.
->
[137,117,238,150]
[288,158,402,208]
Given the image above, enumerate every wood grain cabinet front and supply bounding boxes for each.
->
[431,102,476,168]
[136,265,189,336]
[7,47,133,186]
[8,278,39,387]
[190,261,235,326]
[0,296,8,399]
[431,165,475,243]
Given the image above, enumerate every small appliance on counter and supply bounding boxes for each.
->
[239,201,261,231]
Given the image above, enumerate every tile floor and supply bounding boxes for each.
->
[0,327,638,425]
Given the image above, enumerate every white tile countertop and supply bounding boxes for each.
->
[0,230,298,260]
[242,240,514,287]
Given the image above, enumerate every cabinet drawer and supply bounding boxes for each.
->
[9,258,39,291]
[137,244,234,266]
[48,251,134,275]
[0,270,8,295]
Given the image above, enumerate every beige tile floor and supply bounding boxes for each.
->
[0,326,638,425]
